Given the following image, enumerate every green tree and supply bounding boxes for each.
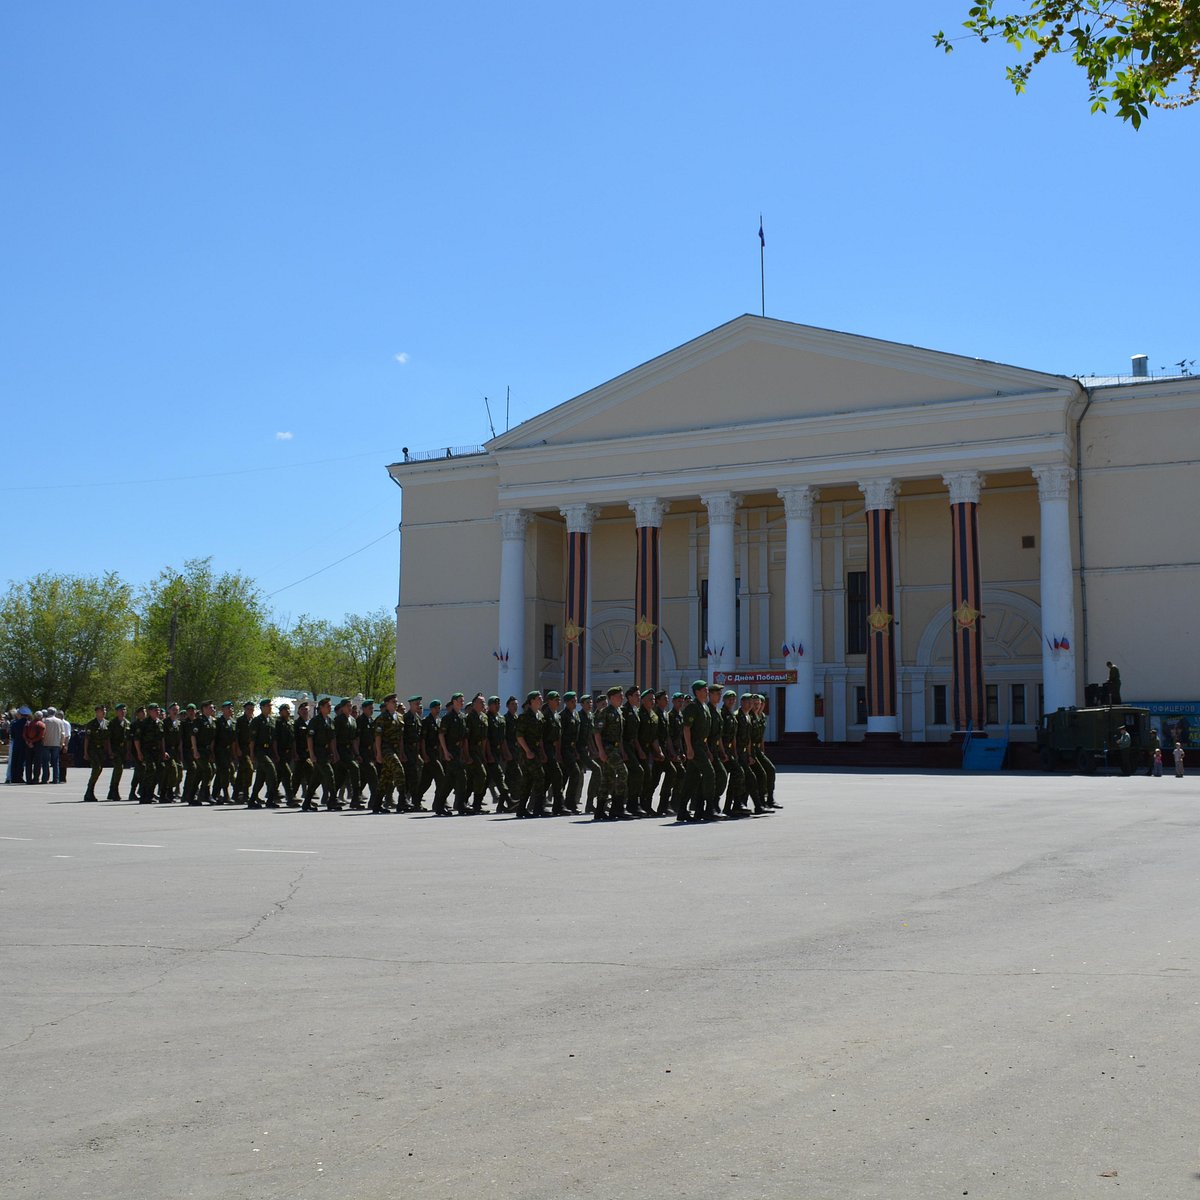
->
[267,615,341,698]
[936,2,1200,125]
[334,609,396,700]
[0,571,134,716]
[138,558,271,704]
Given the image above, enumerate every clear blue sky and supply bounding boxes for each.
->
[4,2,1196,623]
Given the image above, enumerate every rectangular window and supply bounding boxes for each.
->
[846,571,868,655]
[699,578,741,658]
[1011,683,1027,725]
[854,686,867,725]
[543,623,556,660]
[932,685,947,726]
[986,683,999,726]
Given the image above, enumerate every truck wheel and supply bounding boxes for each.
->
[1039,746,1056,772]
[1075,748,1094,774]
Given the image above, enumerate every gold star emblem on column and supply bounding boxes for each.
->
[634,614,657,641]
[952,602,980,630]
[563,619,582,646]
[867,604,893,633]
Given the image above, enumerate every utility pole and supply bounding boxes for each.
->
[164,599,179,707]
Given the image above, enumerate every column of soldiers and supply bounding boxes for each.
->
[79,683,780,821]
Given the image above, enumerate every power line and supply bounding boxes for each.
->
[0,445,408,492]
[267,528,396,597]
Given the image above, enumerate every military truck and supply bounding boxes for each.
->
[1037,705,1153,774]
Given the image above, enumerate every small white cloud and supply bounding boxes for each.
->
[275,431,294,441]
[394,352,409,364]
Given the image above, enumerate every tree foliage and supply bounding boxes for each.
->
[936,2,1200,125]
[138,558,272,705]
[268,608,395,699]
[0,571,134,714]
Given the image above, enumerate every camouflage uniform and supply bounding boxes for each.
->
[402,703,425,807]
[637,697,661,814]
[560,697,582,813]
[161,712,182,801]
[373,703,406,812]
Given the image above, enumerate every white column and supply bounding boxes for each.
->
[497,508,532,699]
[779,485,818,734]
[700,491,741,676]
[1033,465,1077,714]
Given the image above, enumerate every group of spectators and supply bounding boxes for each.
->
[2,707,73,785]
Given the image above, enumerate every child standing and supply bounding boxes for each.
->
[1173,742,1186,779]
[1153,748,1163,778]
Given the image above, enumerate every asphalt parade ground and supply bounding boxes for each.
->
[3,768,1199,1200]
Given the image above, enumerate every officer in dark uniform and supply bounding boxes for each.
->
[213,701,237,803]
[594,685,628,820]
[304,696,340,810]
[129,705,147,799]
[421,700,444,807]
[652,692,678,816]
[578,694,601,813]
[332,698,361,807]
[356,699,380,810]
[502,696,523,806]
[290,700,311,807]
[558,692,582,814]
[620,686,645,815]
[179,705,197,800]
[705,685,726,818]
[514,691,545,818]
[274,703,295,803]
[249,699,280,807]
[435,693,468,814]
[83,705,108,802]
[187,700,217,805]
[719,690,742,815]
[637,689,662,815]
[541,691,565,815]
[161,703,182,801]
[485,695,512,811]
[234,701,255,801]
[106,703,130,800]
[464,693,490,812]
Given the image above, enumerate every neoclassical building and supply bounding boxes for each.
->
[388,316,1198,744]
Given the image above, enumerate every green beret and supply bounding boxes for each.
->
[641,689,654,699]
[242,700,255,708]
[562,691,576,700]
[259,698,272,706]
[428,698,442,707]
[147,701,161,709]
[115,703,127,710]
[691,680,708,693]
[607,685,623,696]
[724,689,737,699]
[655,690,667,699]
[672,692,685,700]
[487,695,501,704]
[546,690,560,700]
[506,695,517,704]
[451,692,465,701]
[741,693,753,703]
[525,690,541,702]
[221,700,232,708]
[405,695,419,703]
[318,696,332,706]
[382,694,398,703]
[361,698,375,707]
[185,703,197,710]
[625,685,640,696]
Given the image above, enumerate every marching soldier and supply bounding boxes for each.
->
[652,691,679,816]
[134,702,168,804]
[621,685,645,815]
[514,690,546,818]
[502,696,524,807]
[737,693,766,814]
[402,696,425,810]
[435,693,469,815]
[593,685,628,820]
[560,691,582,814]
[637,689,662,816]
[304,696,340,810]
[187,700,217,805]
[542,691,565,815]
[373,694,406,813]
[485,695,512,812]
[234,701,255,801]
[106,703,130,800]
[356,699,381,810]
[751,695,779,809]
[578,693,602,814]
[162,703,182,802]
[720,689,742,816]
[332,698,362,807]
[680,681,715,822]
[290,700,312,807]
[249,698,280,807]
[213,701,237,804]
[129,705,147,799]
[83,704,108,802]
[706,684,726,817]
[464,693,489,813]
[421,700,444,809]
[274,703,295,803]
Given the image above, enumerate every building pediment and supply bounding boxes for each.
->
[488,315,1075,452]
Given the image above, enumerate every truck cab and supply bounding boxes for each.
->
[1037,705,1152,774]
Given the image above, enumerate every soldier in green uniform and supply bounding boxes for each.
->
[160,703,182,802]
[751,695,778,809]
[249,698,280,807]
[134,702,168,804]
[719,690,742,815]
[680,681,715,822]
[331,698,362,807]
[578,694,601,814]
[373,694,406,813]
[736,694,765,813]
[637,689,663,815]
[402,696,425,810]
[704,686,726,818]
[484,695,512,811]
[435,693,469,815]
[355,699,381,810]
[178,704,196,800]
[620,686,645,816]
[212,701,237,804]
[421,700,444,809]
[128,705,147,799]
[83,705,108,802]
[273,703,295,803]
[105,703,130,800]
[234,701,255,801]
[541,691,565,815]
[289,700,311,807]
[651,692,676,816]
[558,692,582,814]
[186,700,217,805]
[514,690,546,818]
[593,685,628,820]
[502,696,524,808]
[304,697,340,810]
[464,693,490,812]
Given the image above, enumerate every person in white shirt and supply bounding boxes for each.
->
[41,708,66,784]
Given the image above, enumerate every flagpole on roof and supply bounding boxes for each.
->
[758,214,765,317]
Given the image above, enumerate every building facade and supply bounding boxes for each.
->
[388,316,1199,743]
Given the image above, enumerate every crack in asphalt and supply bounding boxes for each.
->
[219,861,309,950]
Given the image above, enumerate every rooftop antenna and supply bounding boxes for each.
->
[505,385,510,432]
[483,395,497,439]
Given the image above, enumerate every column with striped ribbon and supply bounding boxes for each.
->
[944,472,985,733]
[858,479,899,734]
[629,497,669,694]
[560,504,598,697]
